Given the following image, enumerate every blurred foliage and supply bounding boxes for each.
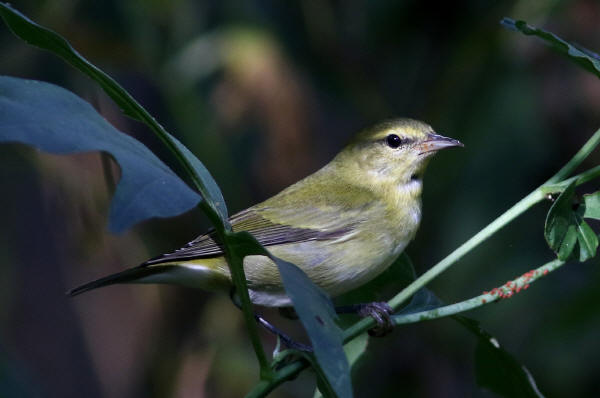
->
[1,0,600,397]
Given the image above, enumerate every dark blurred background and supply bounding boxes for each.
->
[1,1,600,397]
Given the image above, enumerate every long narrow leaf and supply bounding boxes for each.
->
[501,18,600,78]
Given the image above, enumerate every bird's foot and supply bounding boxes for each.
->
[356,302,395,337]
[334,301,395,336]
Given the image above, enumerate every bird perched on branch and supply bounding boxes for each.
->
[70,118,462,335]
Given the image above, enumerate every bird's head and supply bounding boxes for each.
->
[334,118,463,194]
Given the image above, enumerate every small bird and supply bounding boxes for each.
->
[69,119,462,311]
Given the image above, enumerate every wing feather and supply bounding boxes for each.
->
[144,207,355,265]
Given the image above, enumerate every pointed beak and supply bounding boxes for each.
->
[418,132,463,155]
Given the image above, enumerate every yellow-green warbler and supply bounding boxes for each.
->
[70,119,462,310]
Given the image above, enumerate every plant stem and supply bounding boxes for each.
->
[389,189,546,310]
[541,164,600,195]
[546,127,600,184]
[392,258,564,325]
[201,202,271,375]
[224,240,272,377]
[573,164,600,185]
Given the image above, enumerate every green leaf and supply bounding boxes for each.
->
[225,232,351,398]
[0,76,201,233]
[313,334,368,398]
[556,225,578,261]
[456,317,545,398]
[544,182,574,255]
[0,2,228,223]
[501,18,600,78]
[544,181,598,261]
[276,260,350,398]
[168,133,228,222]
[575,214,598,262]
[583,191,600,219]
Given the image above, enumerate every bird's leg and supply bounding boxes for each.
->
[254,314,312,352]
[229,288,312,352]
[335,302,395,337]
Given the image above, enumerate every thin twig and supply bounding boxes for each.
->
[546,127,600,184]
[392,258,564,325]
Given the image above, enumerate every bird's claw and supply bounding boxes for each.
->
[358,302,395,337]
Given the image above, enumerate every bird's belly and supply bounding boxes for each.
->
[243,233,409,307]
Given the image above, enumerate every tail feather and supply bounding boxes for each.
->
[68,258,231,296]
[67,265,165,296]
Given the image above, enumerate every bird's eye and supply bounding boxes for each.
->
[386,134,404,148]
